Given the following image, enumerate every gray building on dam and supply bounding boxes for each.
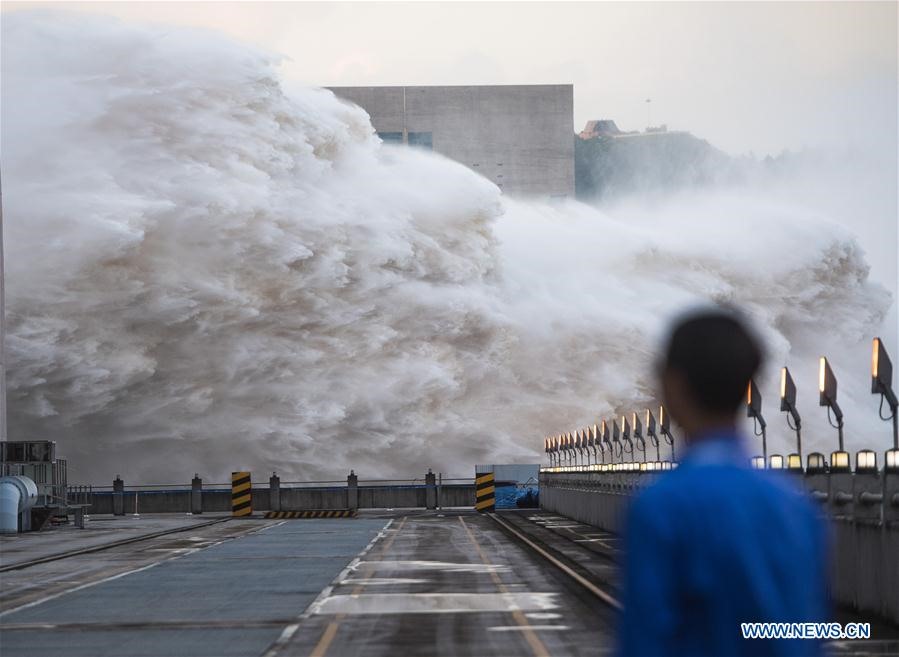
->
[328,84,575,198]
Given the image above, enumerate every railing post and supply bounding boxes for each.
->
[269,472,281,512]
[191,474,203,515]
[113,475,124,516]
[347,470,358,511]
[425,469,437,510]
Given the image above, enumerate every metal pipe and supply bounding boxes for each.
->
[0,476,37,534]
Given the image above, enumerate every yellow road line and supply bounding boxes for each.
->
[458,516,550,657]
[307,516,408,657]
[308,621,339,657]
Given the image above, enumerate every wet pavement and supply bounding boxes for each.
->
[4,509,889,657]
[0,511,615,657]
[0,517,389,657]
[267,510,615,657]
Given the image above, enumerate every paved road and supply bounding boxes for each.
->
[0,511,616,657]
[0,517,390,657]
[268,510,615,657]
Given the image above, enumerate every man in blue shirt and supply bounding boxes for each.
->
[618,309,829,657]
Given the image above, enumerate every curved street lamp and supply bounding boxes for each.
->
[632,412,646,464]
[780,367,802,470]
[747,378,768,465]
[819,357,848,472]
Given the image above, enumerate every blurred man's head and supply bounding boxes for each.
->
[659,308,763,440]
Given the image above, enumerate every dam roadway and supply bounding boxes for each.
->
[0,511,617,657]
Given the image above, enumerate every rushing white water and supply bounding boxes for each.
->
[1,12,893,483]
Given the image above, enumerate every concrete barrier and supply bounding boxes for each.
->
[80,474,477,515]
[540,469,899,625]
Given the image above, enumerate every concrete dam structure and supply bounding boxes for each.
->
[328,84,576,198]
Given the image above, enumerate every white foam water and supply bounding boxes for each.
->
[1,12,892,483]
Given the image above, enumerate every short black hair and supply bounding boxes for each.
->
[661,309,763,413]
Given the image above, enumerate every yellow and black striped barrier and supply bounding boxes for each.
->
[475,471,495,512]
[231,471,252,517]
[264,510,357,519]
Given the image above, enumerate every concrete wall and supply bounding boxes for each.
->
[540,470,899,625]
[86,483,477,514]
[328,85,575,198]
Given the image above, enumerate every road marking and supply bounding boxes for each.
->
[489,625,571,632]
[352,560,509,573]
[573,538,616,549]
[458,516,551,657]
[309,621,339,657]
[338,577,430,586]
[312,592,557,615]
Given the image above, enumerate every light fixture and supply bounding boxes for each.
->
[856,449,877,474]
[750,456,766,469]
[780,367,802,462]
[871,338,898,449]
[885,449,899,473]
[806,452,827,474]
[830,450,851,473]
[768,454,784,469]
[746,379,767,462]
[819,357,844,452]
[787,454,803,471]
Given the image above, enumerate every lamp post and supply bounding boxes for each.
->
[819,356,848,471]
[590,423,602,467]
[612,419,623,464]
[779,367,802,470]
[568,432,578,468]
[659,405,675,464]
[581,429,590,468]
[601,419,613,467]
[645,408,660,463]
[746,379,768,464]
[632,412,646,464]
[872,337,898,450]
[620,415,633,469]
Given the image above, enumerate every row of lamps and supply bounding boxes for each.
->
[544,337,898,475]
